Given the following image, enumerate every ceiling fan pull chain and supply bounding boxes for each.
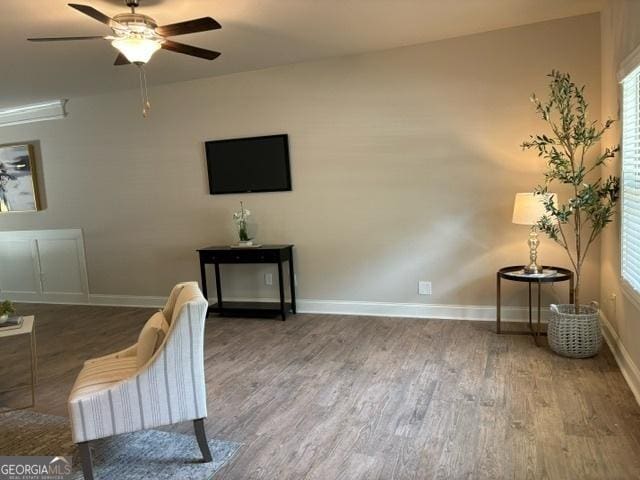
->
[137,64,151,118]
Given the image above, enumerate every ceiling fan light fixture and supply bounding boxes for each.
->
[111,37,161,64]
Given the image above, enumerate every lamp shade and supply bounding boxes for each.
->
[512,192,556,225]
[112,37,161,64]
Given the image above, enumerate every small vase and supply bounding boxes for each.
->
[0,314,9,324]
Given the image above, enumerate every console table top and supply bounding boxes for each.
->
[197,244,293,252]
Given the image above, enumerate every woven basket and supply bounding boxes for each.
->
[548,302,602,358]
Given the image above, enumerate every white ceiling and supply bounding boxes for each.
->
[1,0,601,109]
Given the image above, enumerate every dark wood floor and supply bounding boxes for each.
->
[1,303,640,479]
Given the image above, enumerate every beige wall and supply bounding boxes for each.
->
[600,1,640,381]
[0,14,600,310]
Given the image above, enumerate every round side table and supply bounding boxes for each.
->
[496,265,573,346]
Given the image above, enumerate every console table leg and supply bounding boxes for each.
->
[278,261,286,321]
[199,260,208,300]
[496,273,501,334]
[214,263,223,309]
[535,282,542,347]
[30,326,37,407]
[289,253,297,314]
[528,283,532,330]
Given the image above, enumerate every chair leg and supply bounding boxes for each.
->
[193,418,213,463]
[77,442,95,480]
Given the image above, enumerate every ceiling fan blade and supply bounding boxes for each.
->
[155,17,221,37]
[161,40,221,60]
[114,53,131,66]
[28,35,105,42]
[68,3,121,28]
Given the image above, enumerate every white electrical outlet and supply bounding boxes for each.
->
[265,273,273,286]
[418,281,432,295]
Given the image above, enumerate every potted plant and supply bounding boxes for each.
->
[522,70,620,358]
[232,201,253,247]
[0,299,16,324]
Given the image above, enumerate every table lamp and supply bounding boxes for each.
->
[512,192,554,275]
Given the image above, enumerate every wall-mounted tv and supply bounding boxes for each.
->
[205,134,291,195]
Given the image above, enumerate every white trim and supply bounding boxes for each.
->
[296,298,550,322]
[5,293,165,308]
[88,294,166,308]
[8,291,89,304]
[11,293,551,323]
[0,229,89,303]
[619,55,640,309]
[600,312,640,406]
[0,228,83,241]
[0,100,67,127]
[3,291,41,303]
[618,41,640,81]
[621,279,640,314]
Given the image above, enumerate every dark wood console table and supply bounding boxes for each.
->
[197,245,296,320]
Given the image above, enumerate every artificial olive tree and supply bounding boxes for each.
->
[522,70,620,313]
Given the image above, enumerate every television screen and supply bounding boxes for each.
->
[205,134,291,195]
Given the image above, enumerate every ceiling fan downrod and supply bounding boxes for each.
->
[125,0,140,13]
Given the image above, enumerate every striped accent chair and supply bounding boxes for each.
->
[67,282,211,480]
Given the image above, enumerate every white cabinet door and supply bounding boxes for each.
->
[0,229,89,303]
[0,238,40,301]
[37,237,88,302]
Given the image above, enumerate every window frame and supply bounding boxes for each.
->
[619,43,640,311]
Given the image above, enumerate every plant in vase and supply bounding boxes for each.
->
[522,70,620,357]
[0,299,15,323]
[232,201,253,246]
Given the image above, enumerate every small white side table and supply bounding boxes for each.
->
[0,316,37,409]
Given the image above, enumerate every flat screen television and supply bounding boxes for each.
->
[205,134,291,195]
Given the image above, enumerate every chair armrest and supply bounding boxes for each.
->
[85,344,137,364]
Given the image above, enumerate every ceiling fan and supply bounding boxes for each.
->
[28,0,221,66]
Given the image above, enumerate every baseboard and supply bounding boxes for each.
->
[13,293,548,323]
[6,291,89,304]
[5,292,165,308]
[296,299,548,322]
[600,312,640,406]
[87,294,167,308]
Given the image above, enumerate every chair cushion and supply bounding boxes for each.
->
[69,356,138,400]
[136,311,169,368]
[170,282,203,325]
[162,283,185,323]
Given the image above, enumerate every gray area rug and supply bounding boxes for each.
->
[0,410,240,479]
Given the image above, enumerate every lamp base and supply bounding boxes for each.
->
[523,263,543,275]
[523,227,542,275]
